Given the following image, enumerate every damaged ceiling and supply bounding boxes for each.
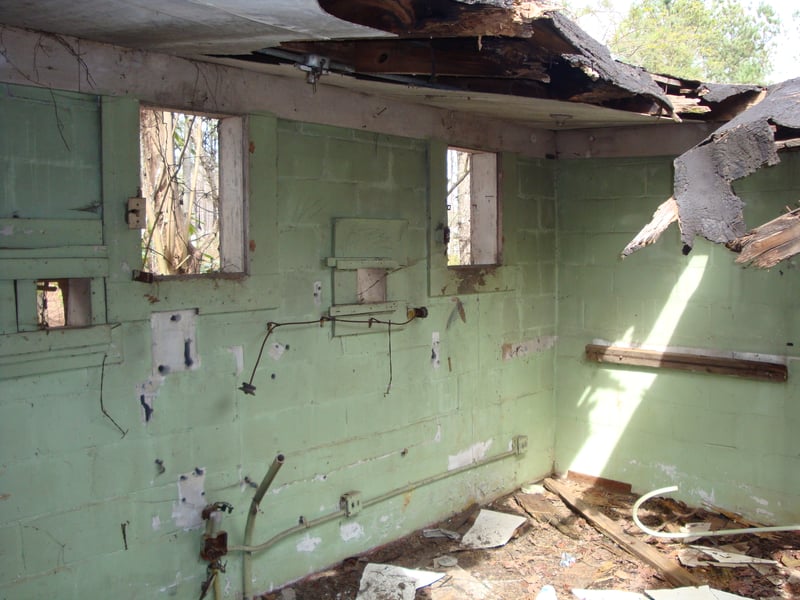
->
[623,77,800,268]
[2,0,798,265]
[0,0,769,128]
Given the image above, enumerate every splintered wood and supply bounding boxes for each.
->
[544,478,701,588]
[730,205,800,268]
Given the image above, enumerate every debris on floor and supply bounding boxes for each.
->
[355,564,444,600]
[645,585,752,600]
[461,509,528,549]
[260,477,800,600]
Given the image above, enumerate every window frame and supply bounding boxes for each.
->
[446,146,502,268]
[428,140,514,297]
[138,106,249,279]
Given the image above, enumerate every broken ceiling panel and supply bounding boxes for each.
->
[651,74,765,122]
[224,0,676,119]
[623,77,800,266]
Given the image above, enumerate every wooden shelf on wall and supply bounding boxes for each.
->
[585,343,788,383]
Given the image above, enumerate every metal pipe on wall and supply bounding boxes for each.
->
[234,447,517,555]
[242,454,285,599]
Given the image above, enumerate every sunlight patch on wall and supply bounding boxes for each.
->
[570,255,709,476]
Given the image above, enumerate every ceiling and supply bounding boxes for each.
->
[0,1,755,129]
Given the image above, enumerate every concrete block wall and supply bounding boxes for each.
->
[554,153,800,523]
[0,82,557,598]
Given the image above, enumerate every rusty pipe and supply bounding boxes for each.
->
[242,454,285,600]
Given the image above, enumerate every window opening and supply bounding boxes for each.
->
[446,147,499,266]
[36,278,92,328]
[139,108,245,276]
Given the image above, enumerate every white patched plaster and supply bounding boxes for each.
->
[447,439,493,471]
[296,534,322,553]
[340,521,365,541]
[152,515,161,531]
[151,309,200,374]
[228,345,244,375]
[434,424,442,443]
[313,281,323,306]
[171,469,206,530]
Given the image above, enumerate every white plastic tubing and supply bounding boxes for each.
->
[632,485,800,539]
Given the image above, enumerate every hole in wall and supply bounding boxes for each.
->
[36,278,92,328]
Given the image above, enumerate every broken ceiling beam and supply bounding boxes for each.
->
[729,206,800,269]
[621,197,679,258]
[543,478,702,589]
[585,344,788,383]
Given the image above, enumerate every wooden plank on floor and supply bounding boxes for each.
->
[544,478,701,589]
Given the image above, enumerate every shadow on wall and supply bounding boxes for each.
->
[554,154,800,524]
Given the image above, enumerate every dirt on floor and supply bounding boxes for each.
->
[260,477,800,600]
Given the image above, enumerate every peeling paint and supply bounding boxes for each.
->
[296,534,322,553]
[656,463,678,478]
[447,439,493,471]
[269,342,287,361]
[313,280,323,306]
[755,507,775,519]
[431,332,441,369]
[501,335,557,360]
[696,489,716,505]
[228,345,244,375]
[171,469,206,530]
[137,375,163,423]
[340,521,365,541]
[0,225,13,236]
[434,424,442,443]
[152,515,161,531]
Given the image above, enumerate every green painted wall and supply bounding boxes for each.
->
[555,153,800,523]
[0,84,556,598]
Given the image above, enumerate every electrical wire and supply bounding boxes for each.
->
[239,313,419,396]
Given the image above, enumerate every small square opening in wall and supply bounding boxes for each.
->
[357,268,388,304]
[139,107,246,276]
[446,147,500,266]
[36,278,92,328]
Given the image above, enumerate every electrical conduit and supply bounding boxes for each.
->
[233,446,518,597]
[632,485,800,539]
[242,454,285,599]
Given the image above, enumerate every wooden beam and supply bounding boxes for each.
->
[543,477,701,589]
[585,343,787,383]
[281,38,551,80]
[732,206,800,268]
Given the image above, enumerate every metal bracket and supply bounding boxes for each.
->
[126,196,145,229]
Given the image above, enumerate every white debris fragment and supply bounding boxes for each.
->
[461,509,527,549]
[355,564,444,600]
